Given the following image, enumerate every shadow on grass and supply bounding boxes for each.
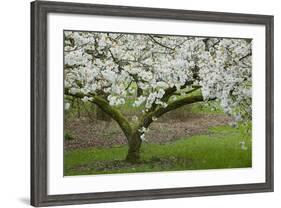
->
[68,156,193,174]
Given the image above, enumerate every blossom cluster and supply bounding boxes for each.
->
[64,31,252,121]
[138,127,149,141]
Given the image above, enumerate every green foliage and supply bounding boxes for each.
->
[64,125,252,175]
[188,101,224,114]
[64,132,75,141]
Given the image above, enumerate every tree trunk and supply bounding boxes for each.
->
[96,106,112,121]
[126,133,142,163]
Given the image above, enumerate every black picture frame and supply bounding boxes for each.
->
[31,0,274,207]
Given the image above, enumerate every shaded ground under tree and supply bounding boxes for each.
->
[64,112,233,150]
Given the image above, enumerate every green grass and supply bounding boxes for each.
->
[64,124,252,176]
[188,101,224,114]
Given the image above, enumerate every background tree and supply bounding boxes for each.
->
[64,31,252,163]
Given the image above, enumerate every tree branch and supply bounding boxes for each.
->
[161,81,194,102]
[64,41,91,52]
[91,96,133,138]
[140,95,213,129]
[148,35,175,51]
[64,88,133,139]
[239,52,252,61]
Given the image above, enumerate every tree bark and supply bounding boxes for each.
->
[96,106,112,121]
[64,88,210,164]
[126,133,142,163]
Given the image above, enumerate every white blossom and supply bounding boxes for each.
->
[133,96,146,107]
[69,88,80,95]
[107,95,125,106]
[140,134,146,141]
[81,96,93,102]
[152,116,158,121]
[64,32,252,122]
[239,141,248,150]
[131,115,139,121]
[138,127,149,133]
[65,102,70,110]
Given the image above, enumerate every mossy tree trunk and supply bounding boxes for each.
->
[126,132,142,163]
[64,88,208,164]
[96,106,112,121]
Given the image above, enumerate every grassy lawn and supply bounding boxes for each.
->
[64,125,252,176]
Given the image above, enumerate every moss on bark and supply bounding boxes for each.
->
[64,88,211,163]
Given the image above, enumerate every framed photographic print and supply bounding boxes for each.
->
[31,0,274,207]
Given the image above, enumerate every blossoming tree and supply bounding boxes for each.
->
[64,31,252,163]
